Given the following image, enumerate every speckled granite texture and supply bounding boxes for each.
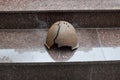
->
[0,0,120,11]
[0,61,119,80]
[0,29,119,62]
[0,12,120,29]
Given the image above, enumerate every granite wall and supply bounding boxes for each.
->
[0,11,120,29]
[0,62,119,80]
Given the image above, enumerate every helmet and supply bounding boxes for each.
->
[45,21,79,50]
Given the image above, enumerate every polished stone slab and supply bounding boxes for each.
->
[0,29,105,62]
[0,29,119,62]
[97,29,120,60]
[0,0,120,11]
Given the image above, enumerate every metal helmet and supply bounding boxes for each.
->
[45,21,79,50]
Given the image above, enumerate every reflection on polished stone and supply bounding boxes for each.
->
[97,29,120,60]
[0,55,12,63]
[102,47,120,60]
[0,48,54,62]
[47,44,76,62]
[0,29,119,62]
[69,47,105,62]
